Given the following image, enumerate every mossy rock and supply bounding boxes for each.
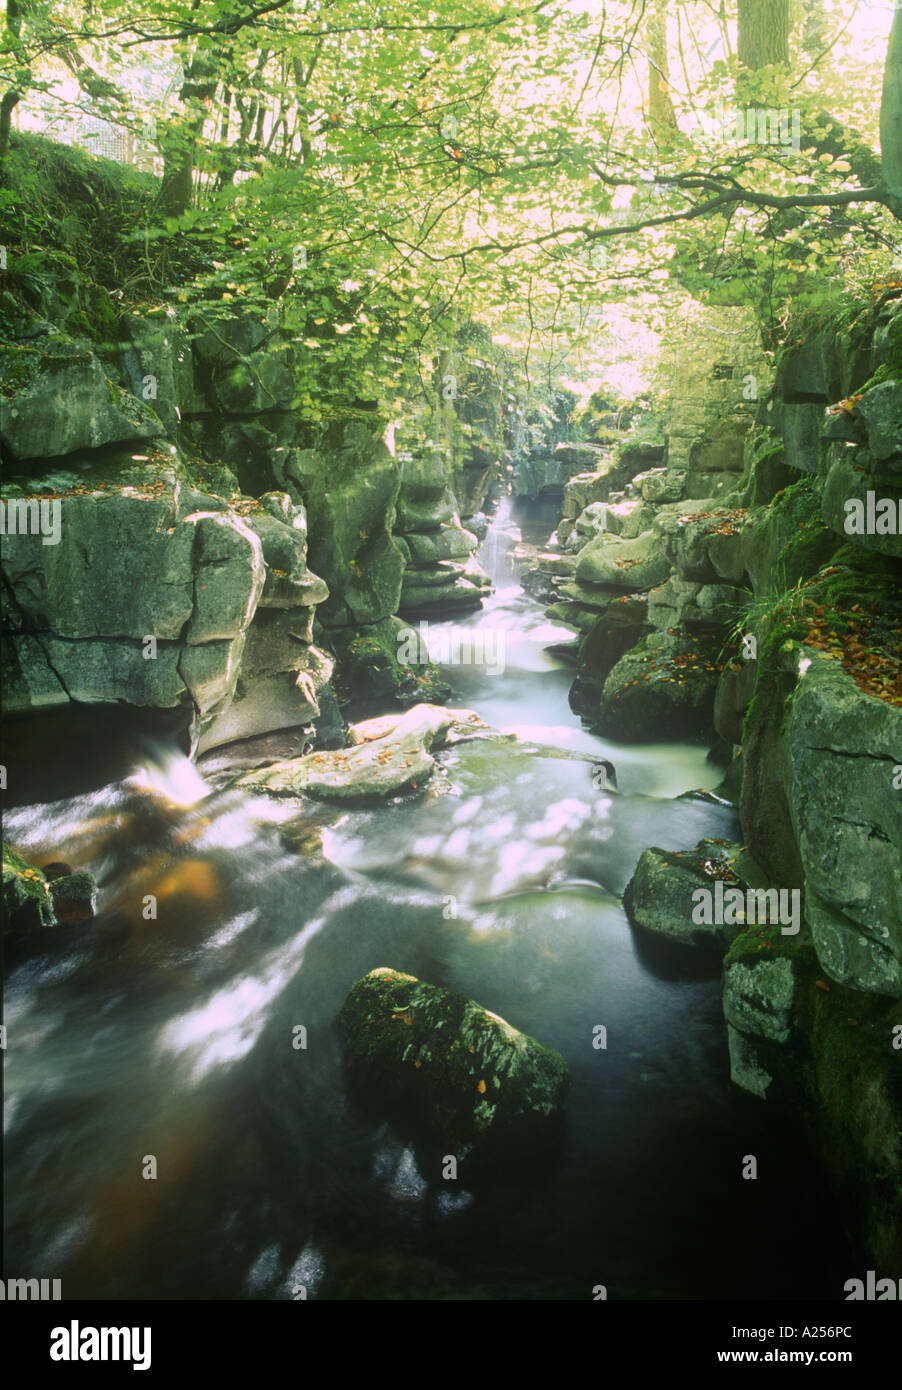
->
[339,967,570,1160]
[2,843,56,931]
[595,629,723,740]
[330,616,452,708]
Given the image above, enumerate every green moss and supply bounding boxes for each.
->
[338,967,570,1154]
[853,310,902,393]
[2,842,56,930]
[724,919,816,969]
[0,343,41,397]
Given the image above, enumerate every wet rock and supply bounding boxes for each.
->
[570,596,650,712]
[329,617,451,707]
[595,630,722,739]
[236,703,486,802]
[623,840,747,952]
[2,843,56,930]
[48,871,97,926]
[338,967,570,1158]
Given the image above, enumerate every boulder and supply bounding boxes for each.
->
[633,467,686,503]
[329,617,451,707]
[595,629,723,739]
[722,925,811,1099]
[855,382,902,467]
[624,841,748,952]
[821,449,902,559]
[48,870,97,926]
[575,530,670,590]
[338,967,570,1157]
[2,844,56,931]
[119,312,204,431]
[235,702,483,802]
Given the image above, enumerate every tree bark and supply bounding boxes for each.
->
[157,43,220,218]
[737,0,790,71]
[646,0,678,144]
[0,0,25,188]
[881,8,902,208]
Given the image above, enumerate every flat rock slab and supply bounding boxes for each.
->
[235,702,488,802]
[339,967,571,1158]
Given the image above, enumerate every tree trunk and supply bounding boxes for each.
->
[737,0,790,71]
[881,8,902,208]
[646,0,678,144]
[0,0,24,188]
[157,44,220,218]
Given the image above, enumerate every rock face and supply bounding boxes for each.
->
[1,455,332,753]
[0,334,164,460]
[279,420,406,629]
[1,271,521,747]
[392,447,491,617]
[532,420,751,740]
[722,921,902,1268]
[747,649,902,998]
[338,967,570,1158]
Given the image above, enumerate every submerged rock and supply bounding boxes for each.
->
[338,967,570,1158]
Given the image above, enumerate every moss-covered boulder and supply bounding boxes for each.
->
[595,629,723,739]
[2,844,56,931]
[575,530,670,590]
[329,616,452,707]
[47,870,97,926]
[338,967,570,1158]
[624,840,747,953]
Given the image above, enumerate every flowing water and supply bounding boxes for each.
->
[3,498,848,1300]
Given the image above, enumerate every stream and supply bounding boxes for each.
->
[3,498,849,1300]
